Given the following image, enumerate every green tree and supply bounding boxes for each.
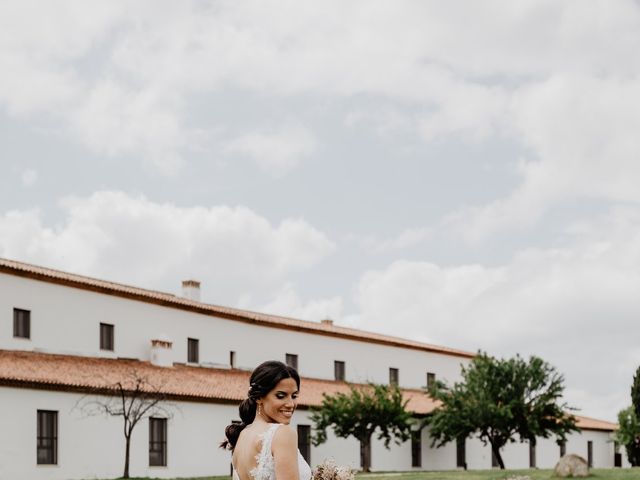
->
[310,383,413,472]
[613,366,640,465]
[426,352,578,469]
[614,406,640,465]
[633,367,640,423]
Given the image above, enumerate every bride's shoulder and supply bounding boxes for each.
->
[271,423,297,447]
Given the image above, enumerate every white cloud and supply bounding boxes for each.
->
[352,206,640,420]
[512,74,640,202]
[20,169,38,187]
[0,191,335,306]
[69,80,186,175]
[344,109,413,136]
[0,1,122,115]
[257,282,343,323]
[225,126,316,176]
[351,227,433,254]
[417,82,508,142]
[5,1,640,173]
[447,72,640,241]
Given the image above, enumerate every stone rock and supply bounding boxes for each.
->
[553,453,590,477]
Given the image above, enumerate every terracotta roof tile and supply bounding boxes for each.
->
[0,257,474,359]
[0,350,439,414]
[0,350,616,430]
[572,415,618,432]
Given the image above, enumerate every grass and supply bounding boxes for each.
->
[103,469,639,480]
[357,469,639,480]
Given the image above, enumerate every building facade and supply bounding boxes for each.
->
[0,258,624,479]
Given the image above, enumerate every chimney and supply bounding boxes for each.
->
[321,318,334,326]
[150,334,173,367]
[182,279,201,302]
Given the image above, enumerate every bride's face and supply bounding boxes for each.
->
[258,377,299,424]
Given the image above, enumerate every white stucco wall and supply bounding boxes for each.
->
[461,430,617,470]
[0,387,241,480]
[422,433,458,470]
[0,385,624,480]
[0,270,624,477]
[0,273,469,389]
[0,387,440,479]
[463,436,492,469]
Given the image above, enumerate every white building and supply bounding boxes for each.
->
[0,257,623,479]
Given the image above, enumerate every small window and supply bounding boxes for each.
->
[298,425,311,465]
[560,441,566,457]
[456,435,466,468]
[426,372,436,389]
[587,440,593,468]
[389,367,399,386]
[285,353,298,370]
[37,410,57,465]
[529,440,536,468]
[149,418,167,466]
[411,429,422,467]
[13,308,30,339]
[100,323,114,351]
[187,338,199,363]
[334,361,345,381]
[230,351,236,368]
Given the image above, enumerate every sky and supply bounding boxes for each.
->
[2,0,640,422]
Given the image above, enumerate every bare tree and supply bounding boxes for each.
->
[75,367,176,478]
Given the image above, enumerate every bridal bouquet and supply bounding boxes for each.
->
[312,459,355,480]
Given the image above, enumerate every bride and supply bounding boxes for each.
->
[221,360,312,480]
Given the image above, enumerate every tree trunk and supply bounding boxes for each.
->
[491,441,505,470]
[360,435,372,472]
[529,437,536,468]
[123,434,131,478]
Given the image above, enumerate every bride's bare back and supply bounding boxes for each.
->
[232,423,270,480]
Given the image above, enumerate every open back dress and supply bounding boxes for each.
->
[233,423,312,480]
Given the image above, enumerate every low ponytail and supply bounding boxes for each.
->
[220,397,257,450]
[239,397,258,424]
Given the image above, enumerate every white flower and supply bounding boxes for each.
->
[312,459,355,480]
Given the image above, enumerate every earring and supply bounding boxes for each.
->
[258,403,269,421]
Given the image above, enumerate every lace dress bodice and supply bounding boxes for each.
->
[233,423,312,480]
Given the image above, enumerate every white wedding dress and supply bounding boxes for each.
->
[233,423,312,480]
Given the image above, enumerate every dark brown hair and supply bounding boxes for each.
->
[220,360,300,450]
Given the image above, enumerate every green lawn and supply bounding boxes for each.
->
[108,469,638,480]
[356,469,639,480]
